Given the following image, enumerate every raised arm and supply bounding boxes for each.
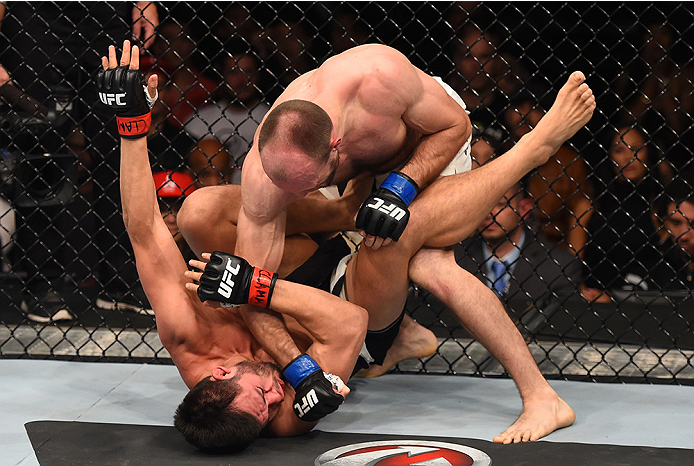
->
[98,40,198,345]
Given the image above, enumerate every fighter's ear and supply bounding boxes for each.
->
[211,366,235,380]
[330,137,342,150]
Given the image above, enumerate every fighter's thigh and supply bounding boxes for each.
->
[178,185,242,224]
[344,244,412,331]
[177,185,242,256]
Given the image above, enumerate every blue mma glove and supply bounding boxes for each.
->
[355,171,419,241]
[283,354,344,422]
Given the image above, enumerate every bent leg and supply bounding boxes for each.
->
[177,179,369,276]
[399,70,597,249]
[178,185,319,276]
[178,185,242,257]
[409,248,575,443]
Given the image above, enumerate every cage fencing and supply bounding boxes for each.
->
[0,2,693,384]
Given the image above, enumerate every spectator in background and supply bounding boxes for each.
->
[582,125,662,302]
[504,90,593,256]
[147,71,195,172]
[455,178,583,319]
[153,170,197,261]
[615,23,694,181]
[183,40,269,182]
[448,24,524,135]
[470,122,503,168]
[186,138,235,187]
[263,16,316,99]
[0,2,158,321]
[653,172,694,290]
[212,4,266,50]
[147,19,217,128]
[329,5,372,54]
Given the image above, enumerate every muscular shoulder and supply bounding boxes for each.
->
[320,45,422,107]
[240,150,294,219]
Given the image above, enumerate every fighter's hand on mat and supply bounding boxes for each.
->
[98,39,157,139]
[185,251,277,308]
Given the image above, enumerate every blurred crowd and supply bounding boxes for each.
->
[0,1,692,327]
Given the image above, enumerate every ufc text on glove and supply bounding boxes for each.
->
[283,354,345,422]
[96,65,152,139]
[355,171,420,241]
[196,251,277,308]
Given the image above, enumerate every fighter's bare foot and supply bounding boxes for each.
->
[493,389,575,444]
[354,314,438,378]
[525,71,596,167]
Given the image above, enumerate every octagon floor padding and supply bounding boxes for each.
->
[3,360,693,465]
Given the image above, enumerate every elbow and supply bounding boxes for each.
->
[340,304,369,347]
[122,211,155,244]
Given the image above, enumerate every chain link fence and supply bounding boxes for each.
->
[0,2,693,384]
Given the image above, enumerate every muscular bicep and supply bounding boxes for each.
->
[401,70,469,138]
[131,216,198,345]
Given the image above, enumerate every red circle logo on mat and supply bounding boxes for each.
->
[314,440,492,465]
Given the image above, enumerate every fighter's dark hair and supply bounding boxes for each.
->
[174,377,262,453]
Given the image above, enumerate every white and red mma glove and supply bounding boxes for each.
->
[196,251,277,308]
[96,65,153,139]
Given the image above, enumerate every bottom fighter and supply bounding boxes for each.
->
[99,40,594,451]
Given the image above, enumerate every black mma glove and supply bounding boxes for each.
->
[355,171,419,242]
[283,354,345,422]
[196,251,277,308]
[96,65,152,139]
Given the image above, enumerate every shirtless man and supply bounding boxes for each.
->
[99,41,368,449]
[179,44,595,444]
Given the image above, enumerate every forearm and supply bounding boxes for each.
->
[270,280,368,346]
[286,191,360,235]
[235,204,303,367]
[399,128,465,189]
[120,137,159,238]
[240,305,302,367]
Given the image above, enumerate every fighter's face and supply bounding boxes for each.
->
[665,200,694,256]
[226,362,286,426]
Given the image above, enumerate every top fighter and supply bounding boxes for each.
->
[178,43,595,444]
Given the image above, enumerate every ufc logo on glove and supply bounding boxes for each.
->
[365,197,407,220]
[294,389,319,418]
[98,92,127,106]
[217,258,241,299]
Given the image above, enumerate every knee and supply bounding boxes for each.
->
[409,248,456,296]
[177,189,217,235]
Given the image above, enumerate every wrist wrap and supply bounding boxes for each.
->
[380,172,419,206]
[283,354,321,388]
[116,113,151,139]
[248,268,278,308]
